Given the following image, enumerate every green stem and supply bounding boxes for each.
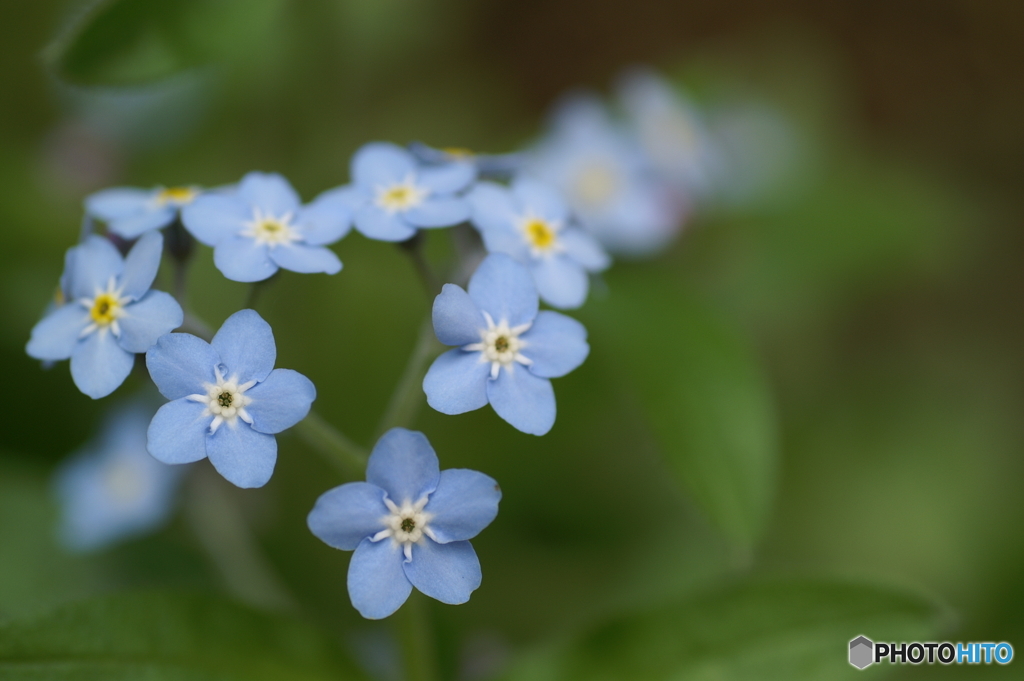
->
[375,316,443,437]
[398,591,438,681]
[294,410,369,477]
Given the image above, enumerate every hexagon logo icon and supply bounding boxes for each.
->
[849,636,874,669]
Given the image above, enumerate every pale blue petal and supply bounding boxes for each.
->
[67,236,124,300]
[486,368,555,435]
[70,331,134,399]
[560,227,611,271]
[424,469,501,543]
[479,224,529,261]
[117,291,183,353]
[467,254,538,328]
[531,256,589,309]
[403,197,469,228]
[423,349,490,415]
[108,207,177,239]
[26,304,89,360]
[147,398,210,464]
[468,182,517,234]
[211,309,276,384]
[268,243,342,274]
[120,231,164,300]
[348,537,411,619]
[146,333,219,400]
[522,311,589,378]
[404,539,481,605]
[182,194,250,246]
[432,284,485,346]
[511,176,569,224]
[85,187,153,220]
[307,482,388,550]
[352,142,415,187]
[354,205,417,242]
[237,172,301,216]
[206,423,277,488]
[366,428,440,504]
[213,235,278,282]
[296,189,354,246]
[417,162,476,194]
[245,368,316,434]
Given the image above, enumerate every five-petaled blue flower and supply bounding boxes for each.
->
[55,401,186,552]
[340,141,476,242]
[181,172,350,282]
[423,254,589,435]
[468,176,610,309]
[26,232,184,399]
[307,428,500,620]
[86,185,201,239]
[145,309,316,488]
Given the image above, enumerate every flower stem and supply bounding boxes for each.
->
[398,591,438,681]
[294,410,369,477]
[375,316,443,437]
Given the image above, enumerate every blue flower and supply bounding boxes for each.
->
[307,428,500,619]
[423,254,589,435]
[86,186,201,238]
[55,401,187,552]
[181,172,350,282]
[468,176,610,309]
[344,142,476,242]
[26,232,184,399]
[145,309,315,488]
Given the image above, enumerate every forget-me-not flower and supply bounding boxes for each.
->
[423,254,589,435]
[55,401,187,552]
[343,142,476,242]
[468,176,610,309]
[26,232,183,399]
[181,172,350,282]
[86,185,200,239]
[307,428,500,619]
[145,309,316,488]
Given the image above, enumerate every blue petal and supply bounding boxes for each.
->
[182,194,250,246]
[511,176,569,224]
[120,231,164,300]
[245,368,316,434]
[432,284,485,346]
[213,235,278,282]
[206,423,277,488]
[404,539,481,605]
[146,333,219,400]
[237,172,301,216]
[354,205,417,242]
[560,227,611,271]
[348,537,412,619]
[352,142,416,187]
[109,207,177,239]
[467,254,538,328]
[268,243,342,274]
[117,291,183,354]
[70,331,134,399]
[307,482,389,550]
[297,188,354,245]
[531,256,589,309]
[211,309,276,384]
[468,182,517,234]
[522,310,589,378]
[478,223,529,261]
[423,349,490,415]
[85,187,153,220]
[366,428,440,504]
[147,398,210,464]
[424,469,501,543]
[67,236,124,301]
[404,197,470,228]
[26,304,89,360]
[417,162,476,194]
[486,367,555,435]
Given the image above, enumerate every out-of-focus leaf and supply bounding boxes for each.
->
[584,268,778,546]
[44,0,285,86]
[502,579,952,681]
[0,591,367,680]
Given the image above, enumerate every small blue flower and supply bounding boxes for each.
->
[26,232,184,399]
[181,172,350,282]
[468,176,610,309]
[307,428,500,619]
[55,401,187,552]
[344,142,476,242]
[86,186,201,239]
[145,309,315,488]
[423,254,589,435]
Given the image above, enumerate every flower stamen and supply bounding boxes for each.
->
[464,311,532,379]
[186,367,256,434]
[375,175,429,214]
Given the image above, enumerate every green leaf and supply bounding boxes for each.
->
[0,591,367,680]
[503,579,952,681]
[584,267,778,545]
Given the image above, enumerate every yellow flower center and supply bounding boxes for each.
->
[90,293,120,326]
[524,219,557,250]
[242,208,300,247]
[375,178,428,214]
[156,186,198,206]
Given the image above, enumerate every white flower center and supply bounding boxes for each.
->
[79,277,130,339]
[375,175,429,214]
[371,496,436,561]
[518,213,563,257]
[241,207,301,248]
[103,458,150,506]
[572,161,619,208]
[186,366,256,434]
[463,311,532,379]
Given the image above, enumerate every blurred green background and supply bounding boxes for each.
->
[1,1,1021,679]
